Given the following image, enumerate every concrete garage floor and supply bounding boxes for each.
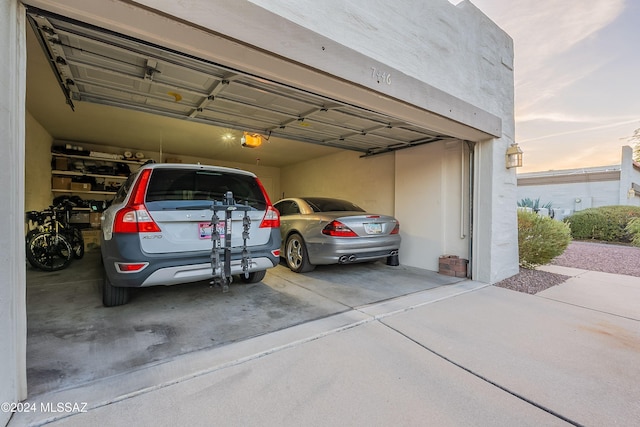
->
[26,249,462,397]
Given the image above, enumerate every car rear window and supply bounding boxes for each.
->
[145,169,267,209]
[304,198,364,212]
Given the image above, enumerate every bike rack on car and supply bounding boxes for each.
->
[209,191,252,292]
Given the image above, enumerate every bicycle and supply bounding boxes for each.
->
[25,202,85,271]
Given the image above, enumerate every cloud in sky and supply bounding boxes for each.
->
[466,0,624,104]
[450,0,639,172]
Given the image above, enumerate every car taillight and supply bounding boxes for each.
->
[322,220,358,237]
[390,221,400,235]
[114,206,161,233]
[260,205,280,228]
[113,169,161,233]
[254,177,279,228]
[115,262,149,273]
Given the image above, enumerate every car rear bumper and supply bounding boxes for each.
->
[136,257,276,287]
[306,235,401,265]
[101,230,280,288]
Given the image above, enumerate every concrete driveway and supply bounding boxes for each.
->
[14,259,640,426]
[26,249,462,397]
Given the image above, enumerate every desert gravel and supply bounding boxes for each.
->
[495,241,640,294]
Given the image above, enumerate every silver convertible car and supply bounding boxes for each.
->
[273,197,401,272]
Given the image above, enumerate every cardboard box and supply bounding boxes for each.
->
[70,182,92,191]
[52,177,72,190]
[54,157,69,170]
[69,212,90,224]
[89,212,102,229]
[81,229,101,250]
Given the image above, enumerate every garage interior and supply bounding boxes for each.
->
[24,6,474,398]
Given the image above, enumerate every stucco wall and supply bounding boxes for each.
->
[247,0,514,121]
[0,0,28,416]
[618,146,640,207]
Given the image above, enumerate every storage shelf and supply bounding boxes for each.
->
[51,170,128,180]
[52,189,117,196]
[50,149,144,198]
[52,152,146,165]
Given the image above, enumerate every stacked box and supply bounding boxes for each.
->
[52,177,72,190]
[70,182,92,191]
[54,158,69,170]
[438,255,468,278]
[89,213,101,229]
[81,229,101,250]
[69,212,90,224]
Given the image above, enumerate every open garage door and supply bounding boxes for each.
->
[27,7,458,161]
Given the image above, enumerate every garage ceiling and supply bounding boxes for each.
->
[26,8,454,167]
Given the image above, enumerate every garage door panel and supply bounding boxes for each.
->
[28,8,455,156]
[224,84,322,119]
[150,64,222,94]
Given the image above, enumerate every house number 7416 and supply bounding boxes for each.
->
[371,67,392,85]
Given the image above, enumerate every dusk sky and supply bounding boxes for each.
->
[452,0,640,173]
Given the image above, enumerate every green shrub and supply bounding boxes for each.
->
[563,206,640,242]
[626,217,640,247]
[518,210,571,267]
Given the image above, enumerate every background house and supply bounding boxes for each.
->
[517,146,640,220]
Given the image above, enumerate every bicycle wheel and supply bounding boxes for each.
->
[69,227,85,259]
[26,232,73,271]
[25,230,41,270]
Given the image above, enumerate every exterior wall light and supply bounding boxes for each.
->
[505,142,523,169]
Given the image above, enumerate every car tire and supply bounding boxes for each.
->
[103,275,130,307]
[239,270,266,283]
[285,233,315,273]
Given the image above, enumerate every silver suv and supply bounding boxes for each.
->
[100,163,281,306]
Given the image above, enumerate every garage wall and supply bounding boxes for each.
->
[157,152,282,204]
[280,151,395,215]
[395,140,469,270]
[1,0,27,415]
[25,111,53,212]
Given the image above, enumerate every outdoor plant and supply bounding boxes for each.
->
[518,210,571,267]
[517,197,553,212]
[625,217,640,247]
[563,206,640,243]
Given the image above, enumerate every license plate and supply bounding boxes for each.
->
[199,221,225,240]
[364,223,382,234]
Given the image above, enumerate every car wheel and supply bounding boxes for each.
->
[285,233,315,273]
[239,270,266,283]
[102,275,130,307]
